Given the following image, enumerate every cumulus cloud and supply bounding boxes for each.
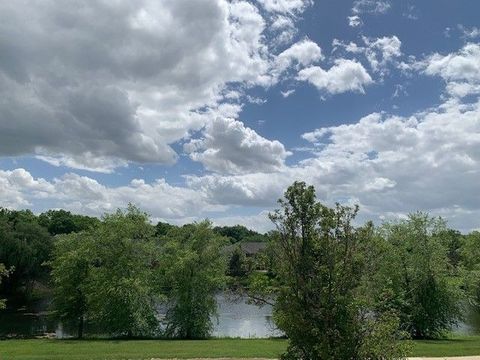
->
[184,117,291,174]
[298,59,373,94]
[0,169,219,222]
[186,95,480,231]
[0,0,300,172]
[422,43,480,97]
[273,39,323,77]
[424,43,480,83]
[333,36,402,75]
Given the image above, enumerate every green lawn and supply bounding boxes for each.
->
[0,336,479,359]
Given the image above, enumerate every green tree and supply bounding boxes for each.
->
[214,225,266,243]
[0,208,52,296]
[0,263,10,309]
[86,205,159,337]
[378,213,462,338]
[269,181,407,360]
[227,246,248,277]
[50,232,91,338]
[159,221,227,339]
[462,231,480,308]
[39,209,100,235]
[50,205,159,338]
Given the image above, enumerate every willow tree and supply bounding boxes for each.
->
[51,205,160,338]
[270,181,407,360]
[159,221,227,339]
[378,214,462,339]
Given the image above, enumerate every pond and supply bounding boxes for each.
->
[0,294,280,338]
[0,295,478,338]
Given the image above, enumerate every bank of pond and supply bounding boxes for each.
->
[1,294,479,339]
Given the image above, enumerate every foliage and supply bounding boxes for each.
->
[154,221,177,237]
[377,213,462,338]
[159,221,227,339]
[0,208,52,296]
[50,205,159,337]
[269,181,407,360]
[39,209,100,235]
[50,232,91,338]
[0,263,10,309]
[227,246,249,277]
[461,231,480,308]
[214,225,267,244]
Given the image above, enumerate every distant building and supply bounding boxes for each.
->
[224,242,267,257]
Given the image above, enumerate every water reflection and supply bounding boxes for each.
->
[0,295,478,338]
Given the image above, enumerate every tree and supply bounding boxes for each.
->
[269,181,407,360]
[39,209,100,235]
[214,225,267,244]
[378,213,462,338]
[227,246,248,277]
[50,205,159,338]
[0,263,10,309]
[85,205,159,337]
[461,231,480,309]
[0,208,52,297]
[159,221,227,339]
[50,232,91,338]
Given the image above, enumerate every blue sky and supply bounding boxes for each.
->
[0,0,479,232]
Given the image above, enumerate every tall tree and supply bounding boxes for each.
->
[462,231,480,309]
[50,232,91,338]
[269,181,407,360]
[159,221,227,339]
[86,205,159,337]
[378,213,462,338]
[50,205,159,337]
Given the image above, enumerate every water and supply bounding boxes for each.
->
[0,294,281,338]
[1,295,478,338]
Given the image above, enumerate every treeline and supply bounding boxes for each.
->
[1,182,480,357]
[0,207,265,299]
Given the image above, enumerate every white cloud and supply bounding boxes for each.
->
[458,25,480,39]
[257,0,312,14]
[333,36,402,75]
[187,94,480,231]
[423,43,480,97]
[298,59,373,94]
[352,0,391,15]
[424,43,480,83]
[273,39,323,79]
[362,36,402,73]
[281,89,296,97]
[348,15,363,27]
[184,117,291,174]
[3,91,480,232]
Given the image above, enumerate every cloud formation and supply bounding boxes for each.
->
[0,0,311,172]
[184,117,291,174]
[298,59,373,94]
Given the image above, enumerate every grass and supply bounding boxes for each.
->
[0,336,479,359]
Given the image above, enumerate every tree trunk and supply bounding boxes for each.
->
[78,315,84,339]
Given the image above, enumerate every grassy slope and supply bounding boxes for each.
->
[0,336,479,360]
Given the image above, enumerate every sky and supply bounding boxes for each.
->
[0,0,479,232]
